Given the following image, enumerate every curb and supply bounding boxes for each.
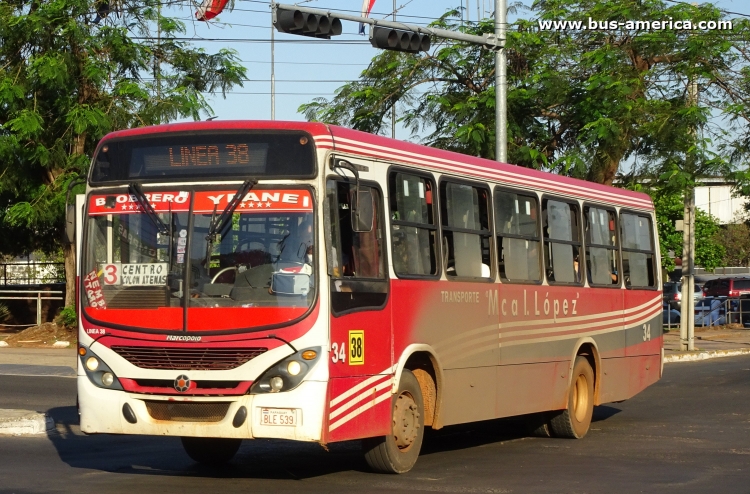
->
[0,409,54,435]
[664,348,750,363]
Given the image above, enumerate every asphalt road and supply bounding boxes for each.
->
[1,357,749,494]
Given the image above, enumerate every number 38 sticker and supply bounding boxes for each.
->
[348,330,364,366]
[331,330,365,365]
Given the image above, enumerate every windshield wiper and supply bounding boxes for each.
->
[128,182,169,236]
[205,179,257,266]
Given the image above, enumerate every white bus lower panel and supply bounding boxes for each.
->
[78,376,327,442]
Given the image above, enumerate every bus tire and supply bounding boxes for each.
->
[523,412,552,438]
[549,356,594,439]
[362,369,424,474]
[181,437,242,465]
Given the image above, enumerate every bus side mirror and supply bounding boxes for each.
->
[351,188,374,233]
[63,204,76,245]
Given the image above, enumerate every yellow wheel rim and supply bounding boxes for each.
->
[573,374,589,423]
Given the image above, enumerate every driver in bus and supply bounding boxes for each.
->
[277,218,314,275]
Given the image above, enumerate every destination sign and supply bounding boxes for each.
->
[142,142,268,172]
[101,263,168,286]
[166,144,253,168]
[90,131,315,182]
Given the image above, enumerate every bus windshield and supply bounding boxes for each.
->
[82,188,315,332]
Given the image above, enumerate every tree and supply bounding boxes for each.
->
[0,0,246,305]
[651,190,724,272]
[713,222,750,267]
[300,0,744,186]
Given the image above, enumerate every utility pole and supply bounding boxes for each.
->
[271,12,276,120]
[495,0,507,162]
[392,0,396,138]
[680,76,698,351]
[155,1,162,114]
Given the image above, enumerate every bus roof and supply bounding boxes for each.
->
[100,120,653,211]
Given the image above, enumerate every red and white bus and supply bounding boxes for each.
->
[72,121,662,473]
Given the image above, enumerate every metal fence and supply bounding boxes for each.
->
[0,289,64,326]
[663,296,750,330]
[1,262,65,285]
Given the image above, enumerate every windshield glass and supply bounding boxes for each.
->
[83,188,315,332]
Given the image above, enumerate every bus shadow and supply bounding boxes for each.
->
[420,404,622,456]
[44,405,368,479]
[44,404,623,479]
[592,405,622,422]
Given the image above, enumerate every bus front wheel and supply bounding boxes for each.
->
[363,369,424,474]
[181,437,242,465]
[549,356,594,439]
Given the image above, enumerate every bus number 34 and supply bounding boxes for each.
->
[331,342,347,363]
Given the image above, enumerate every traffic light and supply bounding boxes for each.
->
[370,26,431,53]
[273,8,343,39]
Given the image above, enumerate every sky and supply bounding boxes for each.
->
[162,0,750,141]
[166,0,519,136]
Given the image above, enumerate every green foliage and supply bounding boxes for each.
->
[0,303,9,323]
[651,190,724,271]
[301,0,742,188]
[0,0,246,258]
[712,223,750,267]
[55,305,77,329]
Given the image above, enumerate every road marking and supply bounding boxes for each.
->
[0,364,76,378]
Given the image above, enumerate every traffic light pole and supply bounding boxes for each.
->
[273,3,502,50]
[272,2,506,162]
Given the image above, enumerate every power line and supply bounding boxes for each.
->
[140,78,357,82]
[661,0,750,19]
[237,59,366,66]
[200,91,337,95]
[130,36,369,44]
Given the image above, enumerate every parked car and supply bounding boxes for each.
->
[662,302,681,326]
[702,277,750,298]
[663,281,704,310]
[694,298,733,326]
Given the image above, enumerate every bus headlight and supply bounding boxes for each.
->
[78,345,123,391]
[86,357,99,371]
[101,372,115,387]
[251,347,321,394]
[269,376,284,392]
[287,360,302,376]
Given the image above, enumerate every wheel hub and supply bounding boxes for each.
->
[573,374,589,422]
[393,392,420,450]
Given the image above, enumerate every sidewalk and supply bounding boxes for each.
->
[0,348,76,435]
[662,327,750,362]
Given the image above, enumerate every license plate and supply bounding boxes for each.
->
[259,408,297,426]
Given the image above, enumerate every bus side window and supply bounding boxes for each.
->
[543,199,582,284]
[584,206,620,286]
[620,213,656,288]
[325,179,388,314]
[440,181,492,279]
[494,189,541,283]
[389,172,438,277]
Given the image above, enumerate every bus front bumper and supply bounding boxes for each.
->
[78,375,327,442]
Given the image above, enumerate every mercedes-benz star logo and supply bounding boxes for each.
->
[174,375,190,392]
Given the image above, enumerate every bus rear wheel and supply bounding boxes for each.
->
[181,437,242,465]
[363,369,424,474]
[549,356,594,439]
